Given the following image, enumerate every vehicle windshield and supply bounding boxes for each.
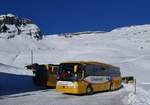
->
[58,63,83,81]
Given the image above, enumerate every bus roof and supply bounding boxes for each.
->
[61,61,118,68]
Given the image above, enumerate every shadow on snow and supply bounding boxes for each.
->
[0,72,46,96]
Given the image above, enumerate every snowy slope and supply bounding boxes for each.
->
[0,24,150,105]
[0,24,150,82]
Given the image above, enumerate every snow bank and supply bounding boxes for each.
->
[127,84,150,105]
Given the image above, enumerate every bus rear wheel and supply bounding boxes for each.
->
[86,86,93,95]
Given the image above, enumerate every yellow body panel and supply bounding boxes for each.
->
[47,81,56,87]
[46,74,57,87]
[112,77,122,89]
[56,77,122,94]
[91,82,110,92]
[56,85,79,94]
[56,81,87,94]
[62,61,113,68]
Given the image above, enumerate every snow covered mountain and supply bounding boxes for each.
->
[0,23,150,105]
[0,14,43,40]
[0,23,150,82]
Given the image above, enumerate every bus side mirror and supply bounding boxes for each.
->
[74,65,78,73]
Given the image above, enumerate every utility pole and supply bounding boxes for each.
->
[31,49,33,65]
[134,79,136,94]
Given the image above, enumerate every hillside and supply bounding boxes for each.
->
[0,23,150,105]
[0,24,150,81]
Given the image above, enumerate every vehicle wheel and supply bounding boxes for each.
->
[86,86,93,95]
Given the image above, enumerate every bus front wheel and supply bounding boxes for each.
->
[86,86,93,95]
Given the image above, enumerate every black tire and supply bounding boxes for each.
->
[86,86,93,95]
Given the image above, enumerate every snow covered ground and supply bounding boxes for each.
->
[0,24,150,105]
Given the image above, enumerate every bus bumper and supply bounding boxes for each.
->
[56,85,80,94]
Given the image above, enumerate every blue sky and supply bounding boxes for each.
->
[0,0,150,35]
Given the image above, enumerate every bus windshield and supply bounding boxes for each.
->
[58,63,83,81]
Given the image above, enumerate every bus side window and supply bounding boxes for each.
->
[101,67,105,71]
[85,65,93,76]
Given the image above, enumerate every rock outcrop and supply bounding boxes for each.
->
[0,14,43,40]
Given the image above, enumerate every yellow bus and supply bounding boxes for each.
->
[31,63,59,87]
[56,61,121,95]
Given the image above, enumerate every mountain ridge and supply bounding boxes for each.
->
[0,13,43,40]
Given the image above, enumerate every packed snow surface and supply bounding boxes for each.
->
[0,24,150,105]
